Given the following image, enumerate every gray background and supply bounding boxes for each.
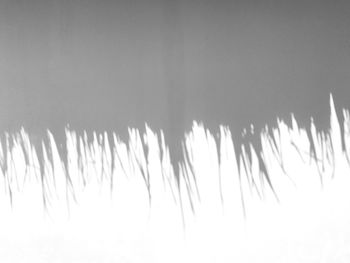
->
[0,0,349,153]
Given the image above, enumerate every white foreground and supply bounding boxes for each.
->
[0,96,350,262]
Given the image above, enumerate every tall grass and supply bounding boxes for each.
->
[1,94,350,262]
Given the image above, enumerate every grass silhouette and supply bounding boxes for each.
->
[0,94,347,215]
[0,93,350,262]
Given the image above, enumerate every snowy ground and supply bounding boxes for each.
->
[0,95,350,262]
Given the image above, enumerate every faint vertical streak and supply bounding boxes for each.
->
[162,0,186,179]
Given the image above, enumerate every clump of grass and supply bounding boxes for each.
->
[0,93,348,227]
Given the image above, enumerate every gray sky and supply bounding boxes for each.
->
[0,0,349,146]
